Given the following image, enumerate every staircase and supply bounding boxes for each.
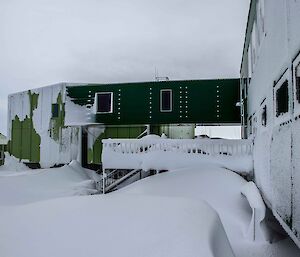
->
[97,169,143,194]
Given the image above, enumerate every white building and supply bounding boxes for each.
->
[240,0,300,246]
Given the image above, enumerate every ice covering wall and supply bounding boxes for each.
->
[241,0,300,246]
[8,84,80,167]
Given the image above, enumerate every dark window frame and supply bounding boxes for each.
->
[95,92,113,114]
[276,80,289,117]
[295,64,300,103]
[160,89,173,112]
[261,105,267,126]
[52,103,59,118]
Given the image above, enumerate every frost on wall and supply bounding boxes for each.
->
[31,84,80,167]
[7,84,80,167]
[65,95,93,126]
[253,129,272,204]
[8,91,41,162]
[292,118,300,239]
[270,123,292,228]
[49,92,65,142]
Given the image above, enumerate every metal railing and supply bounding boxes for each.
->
[101,138,253,170]
[98,169,141,194]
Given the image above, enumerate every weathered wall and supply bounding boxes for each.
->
[8,84,80,167]
[87,126,146,164]
[241,0,300,245]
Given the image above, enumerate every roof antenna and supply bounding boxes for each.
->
[155,67,169,82]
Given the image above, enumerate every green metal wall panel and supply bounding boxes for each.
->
[8,91,41,163]
[66,79,240,126]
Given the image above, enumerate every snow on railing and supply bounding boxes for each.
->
[102,138,253,170]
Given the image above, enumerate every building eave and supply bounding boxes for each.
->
[240,0,257,75]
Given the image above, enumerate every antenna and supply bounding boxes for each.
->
[154,67,169,82]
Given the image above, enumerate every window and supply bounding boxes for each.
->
[249,115,253,135]
[261,105,267,126]
[292,54,300,116]
[160,89,172,112]
[276,80,289,117]
[296,64,300,103]
[52,104,59,118]
[96,92,113,113]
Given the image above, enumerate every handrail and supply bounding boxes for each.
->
[101,138,253,171]
[102,138,253,156]
[104,169,140,193]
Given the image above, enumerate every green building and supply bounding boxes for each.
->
[7,79,240,168]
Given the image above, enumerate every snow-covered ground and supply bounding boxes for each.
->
[0,156,299,257]
[120,166,300,257]
[0,157,97,205]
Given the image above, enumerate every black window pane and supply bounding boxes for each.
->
[296,76,300,103]
[97,93,112,113]
[262,105,267,126]
[276,80,289,116]
[161,90,171,111]
[52,104,59,118]
[296,65,300,103]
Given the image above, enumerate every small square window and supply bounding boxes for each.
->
[276,80,289,117]
[96,92,113,113]
[52,104,59,118]
[160,89,172,112]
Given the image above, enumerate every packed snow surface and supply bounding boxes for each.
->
[0,195,234,257]
[0,156,299,257]
[0,158,97,205]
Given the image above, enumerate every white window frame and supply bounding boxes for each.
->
[160,89,173,112]
[293,53,300,117]
[95,92,113,114]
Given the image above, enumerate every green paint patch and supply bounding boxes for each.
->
[9,91,41,162]
[50,92,66,142]
[88,126,144,164]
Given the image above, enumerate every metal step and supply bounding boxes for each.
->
[102,169,140,193]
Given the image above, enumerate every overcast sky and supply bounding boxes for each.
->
[0,0,250,135]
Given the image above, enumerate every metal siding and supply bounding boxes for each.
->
[66,79,240,125]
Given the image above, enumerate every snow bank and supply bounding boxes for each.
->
[0,194,234,257]
[0,159,299,257]
[120,165,300,257]
[0,153,30,172]
[0,161,97,205]
[141,151,253,174]
[241,181,272,242]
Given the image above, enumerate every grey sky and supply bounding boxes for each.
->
[0,0,250,134]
